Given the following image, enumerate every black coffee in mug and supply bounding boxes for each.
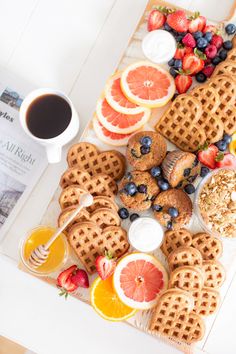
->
[26,94,72,139]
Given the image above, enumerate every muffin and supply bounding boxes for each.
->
[162,150,200,188]
[152,189,192,230]
[126,131,167,171]
[119,170,160,211]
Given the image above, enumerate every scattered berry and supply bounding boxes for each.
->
[140,136,152,147]
[193,156,199,167]
[152,204,163,212]
[188,12,206,33]
[204,31,212,42]
[200,166,210,178]
[166,10,189,33]
[212,56,221,65]
[187,174,198,183]
[164,22,172,31]
[183,168,191,177]
[95,252,116,280]
[169,67,178,78]
[150,166,162,177]
[138,184,147,193]
[140,146,150,155]
[147,9,166,31]
[195,72,207,83]
[215,152,236,168]
[225,23,236,35]
[157,178,170,191]
[219,49,227,60]
[182,48,205,75]
[166,221,173,230]
[168,58,175,67]
[211,34,223,49]
[202,65,215,78]
[71,269,89,289]
[174,59,182,69]
[130,213,139,222]
[182,33,196,48]
[184,183,195,194]
[124,182,137,196]
[215,140,227,151]
[175,74,192,94]
[223,133,232,144]
[168,207,179,218]
[118,207,129,219]
[197,142,219,169]
[205,44,217,59]
[223,40,233,50]
[197,37,208,49]
[193,31,203,39]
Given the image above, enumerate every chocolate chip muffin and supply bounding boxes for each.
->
[126,131,167,171]
[152,189,192,230]
[162,150,200,188]
[119,170,160,211]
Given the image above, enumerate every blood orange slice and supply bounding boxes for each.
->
[121,61,175,108]
[104,72,146,114]
[113,253,168,310]
[93,115,132,146]
[96,96,150,134]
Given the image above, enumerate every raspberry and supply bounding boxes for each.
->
[205,44,217,59]
[182,33,196,48]
[202,65,215,78]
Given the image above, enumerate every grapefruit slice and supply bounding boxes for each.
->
[96,96,150,134]
[113,253,168,310]
[104,72,146,114]
[121,61,175,108]
[93,115,132,146]
[91,276,136,321]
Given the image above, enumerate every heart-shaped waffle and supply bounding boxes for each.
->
[169,266,205,292]
[59,185,87,209]
[161,229,193,257]
[168,246,202,272]
[60,168,91,188]
[86,196,118,213]
[155,95,206,152]
[67,142,125,180]
[190,85,223,143]
[90,208,120,229]
[212,60,236,79]
[192,233,223,261]
[202,260,226,289]
[191,287,220,317]
[227,47,236,61]
[68,222,129,273]
[58,206,90,234]
[149,289,205,344]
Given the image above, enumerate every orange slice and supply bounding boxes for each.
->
[113,253,168,310]
[96,96,150,134]
[229,132,236,156]
[104,72,146,114]
[91,276,136,321]
[121,61,175,108]
[93,115,133,146]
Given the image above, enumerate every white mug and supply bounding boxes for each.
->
[19,88,79,163]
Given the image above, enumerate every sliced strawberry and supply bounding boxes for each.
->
[182,48,206,75]
[215,152,236,168]
[188,12,206,33]
[95,251,116,280]
[175,74,192,94]
[211,34,223,49]
[174,44,192,60]
[167,10,189,33]
[147,9,166,31]
[203,24,218,34]
[71,268,89,288]
[57,265,78,298]
[197,143,219,169]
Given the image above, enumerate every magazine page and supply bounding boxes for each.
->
[0,70,48,241]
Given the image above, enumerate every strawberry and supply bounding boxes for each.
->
[182,33,196,48]
[167,10,189,33]
[174,44,192,59]
[182,48,206,75]
[188,12,206,33]
[57,265,78,298]
[71,268,89,288]
[211,34,223,49]
[197,142,219,169]
[202,65,215,77]
[215,152,236,168]
[203,24,218,34]
[175,73,192,93]
[95,251,116,280]
[147,9,166,31]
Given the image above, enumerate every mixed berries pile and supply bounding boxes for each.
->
[147,7,236,93]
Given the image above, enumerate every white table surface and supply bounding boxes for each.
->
[0,1,236,354]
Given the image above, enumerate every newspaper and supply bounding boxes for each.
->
[0,69,47,241]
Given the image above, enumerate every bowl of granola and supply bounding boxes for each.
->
[194,168,236,238]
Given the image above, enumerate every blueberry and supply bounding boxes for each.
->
[166,221,173,230]
[215,139,227,151]
[200,166,210,178]
[223,133,232,144]
[140,136,152,147]
[225,23,236,35]
[168,58,175,67]
[130,213,139,222]
[195,72,207,83]
[187,174,198,183]
[193,31,203,40]
[223,40,233,50]
[176,181,183,189]
[204,32,212,42]
[124,182,137,196]
[183,168,191,177]
[212,56,221,65]
[157,179,170,191]
[138,184,147,193]
[171,93,179,101]
[164,23,172,32]
[219,49,227,60]
[176,34,184,42]
[168,207,179,218]
[192,157,199,167]
[150,166,162,178]
[174,59,182,69]
[140,146,150,155]
[184,183,195,194]
[197,37,208,49]
[118,207,129,219]
[169,67,178,78]
[152,204,163,212]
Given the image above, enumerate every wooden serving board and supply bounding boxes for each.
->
[21,1,236,353]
